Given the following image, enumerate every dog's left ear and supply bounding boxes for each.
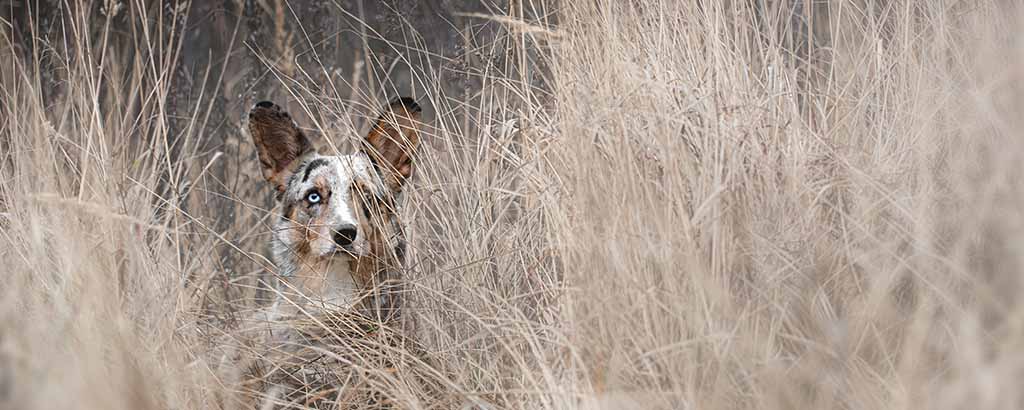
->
[362,97,422,192]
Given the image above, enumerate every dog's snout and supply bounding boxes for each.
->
[332,225,358,247]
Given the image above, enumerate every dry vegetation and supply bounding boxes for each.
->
[2,0,1024,409]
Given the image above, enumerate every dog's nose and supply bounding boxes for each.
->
[332,225,358,247]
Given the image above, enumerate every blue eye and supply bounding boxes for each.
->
[307,192,321,204]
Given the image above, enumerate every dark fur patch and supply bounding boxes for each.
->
[391,97,421,113]
[302,158,331,183]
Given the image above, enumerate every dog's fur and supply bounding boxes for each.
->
[247,98,422,321]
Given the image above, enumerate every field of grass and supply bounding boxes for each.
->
[2,1,1024,409]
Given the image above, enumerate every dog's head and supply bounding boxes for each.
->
[247,98,421,269]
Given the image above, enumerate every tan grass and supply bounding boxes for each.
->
[2,1,1024,409]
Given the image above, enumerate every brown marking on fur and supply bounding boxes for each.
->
[279,202,313,258]
[281,201,295,223]
[349,181,379,288]
[348,180,403,320]
[248,101,315,192]
[295,229,312,256]
[362,98,422,192]
[276,197,315,291]
[311,175,331,200]
[302,175,333,255]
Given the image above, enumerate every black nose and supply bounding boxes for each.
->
[333,225,358,247]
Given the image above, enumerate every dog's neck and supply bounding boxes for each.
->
[274,257,362,315]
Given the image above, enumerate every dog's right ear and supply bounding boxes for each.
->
[361,97,422,193]
[248,101,315,193]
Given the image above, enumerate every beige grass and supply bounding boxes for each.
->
[2,0,1024,409]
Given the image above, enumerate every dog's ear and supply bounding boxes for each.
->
[362,97,422,192]
[248,101,316,193]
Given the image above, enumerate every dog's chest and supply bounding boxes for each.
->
[318,261,360,307]
[274,261,361,317]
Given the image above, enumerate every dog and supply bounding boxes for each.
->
[247,97,422,322]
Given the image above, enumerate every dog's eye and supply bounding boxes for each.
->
[306,192,322,204]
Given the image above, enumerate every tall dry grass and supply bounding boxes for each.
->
[2,0,1024,409]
